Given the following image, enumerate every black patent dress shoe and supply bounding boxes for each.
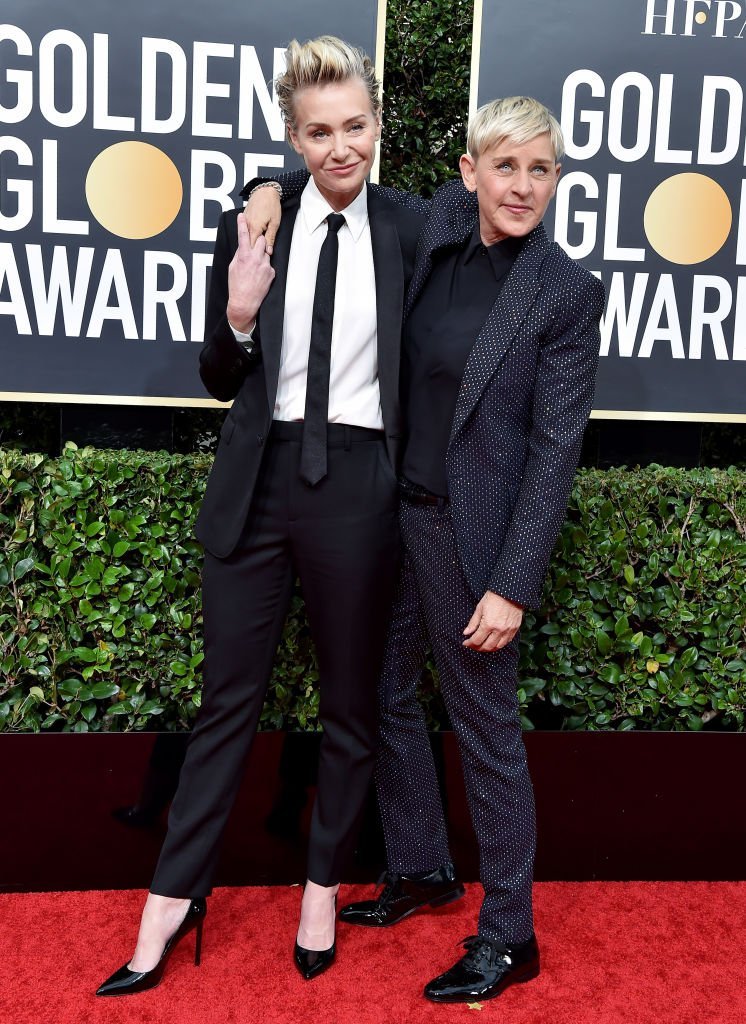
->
[96,898,206,996]
[338,863,465,927]
[424,934,540,1003]
[293,940,336,980]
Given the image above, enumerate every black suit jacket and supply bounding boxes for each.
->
[196,186,424,559]
[398,179,605,609]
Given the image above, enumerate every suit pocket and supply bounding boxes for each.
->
[375,442,398,487]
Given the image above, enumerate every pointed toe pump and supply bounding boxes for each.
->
[294,889,337,980]
[96,897,206,996]
[293,939,336,980]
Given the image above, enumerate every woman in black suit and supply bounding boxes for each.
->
[96,35,424,994]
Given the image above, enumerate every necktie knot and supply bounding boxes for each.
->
[326,213,346,235]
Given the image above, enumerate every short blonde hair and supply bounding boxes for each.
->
[467,96,564,161]
[275,36,381,137]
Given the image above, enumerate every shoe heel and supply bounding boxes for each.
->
[194,918,203,967]
[515,962,540,984]
[429,885,466,910]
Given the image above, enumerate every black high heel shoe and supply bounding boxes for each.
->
[96,898,206,996]
[294,894,336,980]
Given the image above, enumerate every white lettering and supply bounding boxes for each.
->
[237,46,285,142]
[643,0,677,34]
[698,76,743,164]
[682,0,712,34]
[142,251,187,341]
[0,136,33,230]
[733,278,746,357]
[192,41,233,138]
[0,25,33,123]
[654,75,693,163]
[608,72,654,162]
[25,244,94,336]
[604,175,646,262]
[689,276,731,357]
[189,150,236,241]
[638,274,686,357]
[38,30,87,128]
[737,179,746,264]
[242,152,285,187]
[561,70,605,160]
[714,1,743,36]
[599,272,649,357]
[42,140,89,235]
[553,172,599,259]
[92,34,135,132]
[87,249,138,338]
[191,252,213,341]
[0,243,32,333]
[141,38,188,134]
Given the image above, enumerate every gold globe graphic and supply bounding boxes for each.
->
[643,173,731,265]
[86,142,183,239]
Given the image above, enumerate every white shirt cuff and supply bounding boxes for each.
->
[229,320,255,348]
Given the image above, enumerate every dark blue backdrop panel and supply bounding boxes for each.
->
[0,1,381,403]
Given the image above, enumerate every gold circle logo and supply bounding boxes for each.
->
[643,173,731,265]
[695,10,708,23]
[86,142,183,239]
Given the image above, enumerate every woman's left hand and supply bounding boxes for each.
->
[462,591,523,652]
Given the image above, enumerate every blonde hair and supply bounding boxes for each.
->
[467,96,564,161]
[275,36,381,137]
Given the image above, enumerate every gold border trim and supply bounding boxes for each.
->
[3,392,743,421]
[0,392,230,409]
[469,0,484,120]
[590,410,746,423]
[371,0,388,185]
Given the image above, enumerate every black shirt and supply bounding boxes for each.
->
[401,226,524,497]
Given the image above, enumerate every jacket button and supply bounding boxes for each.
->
[257,434,264,446]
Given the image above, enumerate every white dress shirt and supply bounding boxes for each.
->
[232,178,381,429]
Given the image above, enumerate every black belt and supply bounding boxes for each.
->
[398,477,448,507]
[269,421,384,446]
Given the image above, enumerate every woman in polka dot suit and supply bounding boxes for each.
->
[246,96,605,1005]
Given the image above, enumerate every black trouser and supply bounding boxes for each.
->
[375,494,536,944]
[151,422,399,896]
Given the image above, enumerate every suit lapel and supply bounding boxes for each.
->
[257,193,300,416]
[367,188,404,432]
[449,223,550,443]
[406,183,479,316]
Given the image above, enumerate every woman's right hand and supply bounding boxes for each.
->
[226,213,276,334]
[243,186,283,255]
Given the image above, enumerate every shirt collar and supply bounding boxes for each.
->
[300,177,369,241]
[463,224,525,276]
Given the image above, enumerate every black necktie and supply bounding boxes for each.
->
[300,212,346,486]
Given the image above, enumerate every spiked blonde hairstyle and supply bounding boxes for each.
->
[275,35,381,138]
[467,96,564,161]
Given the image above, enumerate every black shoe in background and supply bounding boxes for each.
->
[338,863,465,927]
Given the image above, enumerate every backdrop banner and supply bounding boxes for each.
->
[472,0,745,420]
[0,1,383,405]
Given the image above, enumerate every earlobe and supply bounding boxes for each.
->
[459,154,477,193]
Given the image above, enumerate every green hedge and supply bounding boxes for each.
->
[1,446,744,733]
[380,0,473,195]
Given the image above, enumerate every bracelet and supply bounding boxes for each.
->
[248,181,283,199]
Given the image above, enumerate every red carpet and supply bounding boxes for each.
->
[1,883,743,1024]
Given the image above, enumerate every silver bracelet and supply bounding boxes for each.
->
[248,181,283,198]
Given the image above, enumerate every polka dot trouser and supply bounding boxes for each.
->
[375,496,536,944]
